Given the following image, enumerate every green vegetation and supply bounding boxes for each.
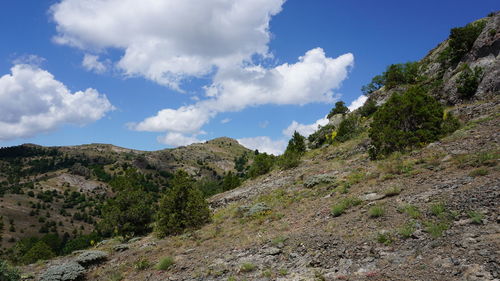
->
[469,167,488,177]
[361,62,421,94]
[240,262,257,272]
[456,65,483,99]
[368,205,385,218]
[307,124,336,149]
[384,186,401,197]
[430,202,446,217]
[398,221,416,239]
[335,114,361,142]
[0,260,20,281]
[331,197,362,217]
[21,241,55,264]
[467,211,484,224]
[424,221,449,238]
[440,20,487,65]
[248,153,275,178]
[327,101,349,118]
[369,87,445,159]
[134,258,151,270]
[398,204,421,219]
[376,232,393,245]
[98,187,154,237]
[156,256,175,270]
[155,170,211,237]
[358,98,378,117]
[279,131,306,170]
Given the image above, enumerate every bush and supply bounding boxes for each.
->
[75,250,108,266]
[398,221,416,239]
[62,232,100,254]
[156,256,175,270]
[0,260,20,281]
[369,87,444,159]
[331,197,362,217]
[134,258,151,271]
[441,20,486,64]
[327,101,349,118]
[358,99,378,117]
[368,205,385,218]
[279,131,306,170]
[467,211,484,224]
[441,112,461,135]
[240,263,256,272]
[39,262,85,281]
[456,65,483,99]
[307,124,336,149]
[248,153,275,178]
[336,114,361,142]
[22,241,55,264]
[384,62,421,89]
[155,170,211,237]
[98,187,154,237]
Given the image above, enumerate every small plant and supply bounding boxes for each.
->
[134,258,151,271]
[430,203,446,217]
[398,221,416,239]
[469,168,488,177]
[376,232,393,245]
[467,211,484,224]
[156,256,175,270]
[425,221,449,238]
[271,236,287,246]
[369,205,385,218]
[384,186,401,197]
[227,276,237,281]
[279,268,288,276]
[398,204,421,219]
[331,197,362,217]
[108,272,123,281]
[0,260,20,281]
[457,65,483,99]
[240,262,256,272]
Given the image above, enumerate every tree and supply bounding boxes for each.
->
[369,86,444,159]
[221,171,240,192]
[285,131,306,154]
[248,153,275,178]
[22,241,55,264]
[336,114,361,142]
[279,131,306,170]
[358,98,378,117]
[155,170,210,237]
[0,260,20,281]
[327,101,349,118]
[98,187,154,237]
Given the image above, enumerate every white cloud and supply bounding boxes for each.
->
[220,118,231,124]
[130,49,354,137]
[283,117,329,137]
[348,95,368,111]
[82,54,109,73]
[0,64,114,140]
[237,136,287,155]
[51,0,285,88]
[157,132,203,147]
[259,120,270,128]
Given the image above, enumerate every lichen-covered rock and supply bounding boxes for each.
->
[39,262,85,281]
[75,250,108,267]
[304,173,336,188]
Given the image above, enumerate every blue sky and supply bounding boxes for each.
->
[0,0,498,154]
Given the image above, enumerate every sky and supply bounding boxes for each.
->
[0,0,498,154]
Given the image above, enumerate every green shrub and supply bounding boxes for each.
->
[398,204,421,219]
[358,99,378,117]
[248,153,275,178]
[369,86,444,159]
[134,258,151,270]
[98,187,154,237]
[430,203,446,217]
[369,205,385,218]
[362,75,385,95]
[327,101,349,118]
[278,150,301,170]
[469,168,488,177]
[22,241,55,264]
[456,65,483,99]
[376,232,393,245]
[307,124,336,149]
[441,20,486,64]
[156,256,175,270]
[424,221,449,238]
[336,114,361,142]
[441,112,461,135]
[155,170,211,237]
[0,260,20,281]
[384,186,401,197]
[384,62,421,89]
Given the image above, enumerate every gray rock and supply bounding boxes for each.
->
[360,193,385,201]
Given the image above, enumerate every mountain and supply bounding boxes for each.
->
[2,12,499,281]
[0,137,251,252]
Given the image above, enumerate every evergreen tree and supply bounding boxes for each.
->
[155,170,210,237]
[22,241,55,264]
[327,101,349,118]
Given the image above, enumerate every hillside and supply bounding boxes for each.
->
[2,11,499,281]
[0,137,251,252]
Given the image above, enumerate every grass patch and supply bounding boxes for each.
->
[430,202,446,217]
[134,258,151,271]
[424,221,449,238]
[331,197,362,217]
[279,268,288,276]
[398,204,421,219]
[384,186,401,197]
[346,170,366,185]
[108,272,123,281]
[467,210,484,224]
[369,205,385,218]
[398,221,416,239]
[376,232,393,245]
[240,263,257,272]
[156,256,175,270]
[455,151,498,168]
[271,236,287,246]
[469,168,488,177]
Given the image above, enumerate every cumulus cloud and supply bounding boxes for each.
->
[82,54,109,73]
[237,136,287,155]
[157,132,203,147]
[130,49,354,136]
[348,95,368,111]
[283,117,329,137]
[0,64,114,140]
[51,0,285,88]
[220,118,231,124]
